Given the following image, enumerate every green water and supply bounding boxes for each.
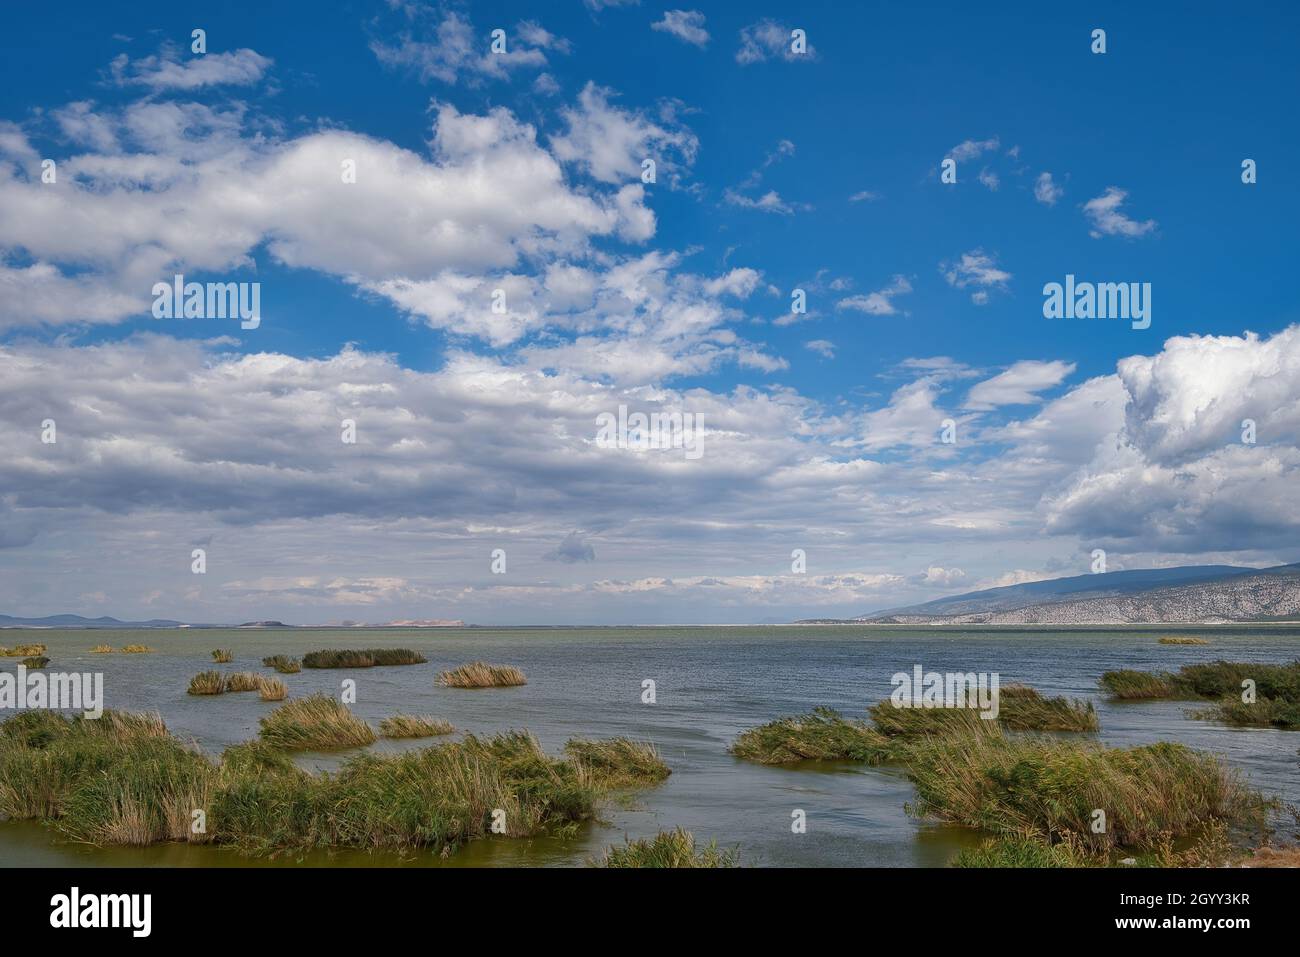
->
[2,624,1298,867]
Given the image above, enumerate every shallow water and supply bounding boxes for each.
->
[2,624,1298,867]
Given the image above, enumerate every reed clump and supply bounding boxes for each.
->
[436,661,527,688]
[730,707,893,765]
[0,710,210,845]
[120,645,153,654]
[594,828,736,868]
[1,643,46,657]
[21,656,50,669]
[301,648,427,669]
[261,655,301,674]
[564,738,670,788]
[900,723,1264,854]
[378,715,454,738]
[257,677,288,702]
[868,686,1097,735]
[187,671,227,695]
[225,672,263,693]
[89,644,113,654]
[1159,636,1209,645]
[211,649,234,663]
[1101,661,1300,728]
[257,694,376,751]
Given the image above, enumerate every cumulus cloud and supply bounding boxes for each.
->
[736,19,814,64]
[965,360,1076,410]
[805,339,835,358]
[0,90,655,333]
[947,136,999,162]
[652,10,709,47]
[550,82,698,186]
[1034,171,1063,206]
[109,48,272,90]
[369,10,566,85]
[1082,186,1156,239]
[942,249,1011,304]
[836,276,913,316]
[1044,326,1300,550]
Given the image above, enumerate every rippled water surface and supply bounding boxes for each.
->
[3,625,1298,867]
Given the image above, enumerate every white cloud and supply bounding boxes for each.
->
[836,275,912,316]
[370,11,565,85]
[1082,186,1156,239]
[942,249,1011,303]
[849,190,879,203]
[965,360,1076,410]
[109,48,272,90]
[947,136,999,162]
[805,339,835,358]
[736,19,814,64]
[977,167,999,190]
[652,10,709,48]
[1034,171,1063,206]
[550,82,698,185]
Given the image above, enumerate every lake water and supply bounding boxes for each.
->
[2,625,1298,867]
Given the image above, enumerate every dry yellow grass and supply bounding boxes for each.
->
[257,676,287,701]
[90,644,113,653]
[378,714,455,738]
[0,644,46,657]
[436,661,527,688]
[225,672,263,693]
[120,645,153,654]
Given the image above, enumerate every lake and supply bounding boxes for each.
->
[2,624,1298,867]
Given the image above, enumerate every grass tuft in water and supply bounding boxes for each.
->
[593,828,736,868]
[187,671,227,695]
[120,645,153,654]
[1,644,46,657]
[211,649,234,663]
[261,655,301,674]
[301,648,427,669]
[1158,636,1209,645]
[257,694,376,751]
[89,644,112,654]
[731,707,893,765]
[21,656,50,669]
[564,738,670,788]
[378,714,455,738]
[436,661,527,688]
[257,677,288,702]
[901,722,1265,854]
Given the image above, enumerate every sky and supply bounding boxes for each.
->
[1,0,1298,625]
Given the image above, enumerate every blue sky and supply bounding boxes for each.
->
[1,1,1298,624]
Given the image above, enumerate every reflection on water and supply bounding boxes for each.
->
[2,625,1298,867]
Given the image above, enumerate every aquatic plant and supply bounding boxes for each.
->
[435,661,527,688]
[0,643,46,657]
[867,686,1098,736]
[594,828,736,868]
[256,676,288,702]
[120,645,153,654]
[89,644,112,654]
[301,648,427,669]
[21,656,49,669]
[1158,636,1209,645]
[378,715,455,738]
[951,836,1085,868]
[900,724,1264,854]
[1098,669,1187,700]
[564,738,670,788]
[261,655,301,674]
[211,649,234,663]
[730,707,893,765]
[1194,696,1300,730]
[225,672,263,693]
[257,694,376,751]
[187,671,227,695]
